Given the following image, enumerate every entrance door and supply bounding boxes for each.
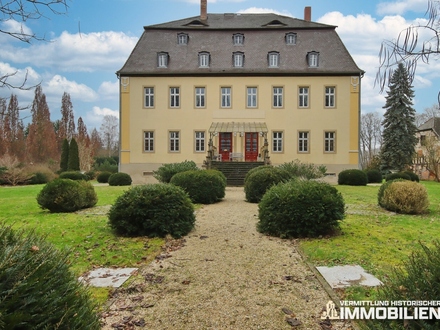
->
[219,133,232,162]
[245,132,258,161]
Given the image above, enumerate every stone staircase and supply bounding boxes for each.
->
[211,161,265,186]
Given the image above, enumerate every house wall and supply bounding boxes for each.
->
[119,75,360,184]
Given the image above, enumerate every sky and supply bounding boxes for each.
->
[0,0,439,131]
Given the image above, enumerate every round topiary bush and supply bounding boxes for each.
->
[244,166,291,203]
[379,180,429,214]
[243,165,274,184]
[108,183,195,238]
[365,169,382,183]
[403,170,420,182]
[36,178,97,212]
[108,172,132,186]
[97,171,112,183]
[170,169,226,204]
[153,160,198,183]
[338,169,368,186]
[385,172,411,182]
[257,180,345,238]
[0,225,100,329]
[59,171,87,181]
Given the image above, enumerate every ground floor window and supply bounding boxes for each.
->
[144,131,154,152]
[272,131,283,152]
[324,131,336,152]
[195,131,205,152]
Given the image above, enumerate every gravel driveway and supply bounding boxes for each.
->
[100,187,354,329]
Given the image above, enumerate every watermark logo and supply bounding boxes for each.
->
[321,301,339,320]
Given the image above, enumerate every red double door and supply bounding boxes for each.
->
[219,132,258,162]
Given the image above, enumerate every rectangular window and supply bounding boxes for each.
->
[233,53,244,67]
[144,131,154,152]
[272,131,283,152]
[233,33,244,45]
[144,87,154,108]
[273,87,283,108]
[324,131,336,152]
[298,131,309,153]
[221,87,231,108]
[247,87,257,108]
[170,87,180,108]
[199,52,210,67]
[325,87,336,107]
[158,53,168,68]
[268,53,279,67]
[195,87,205,108]
[169,131,180,152]
[308,53,319,67]
[299,87,309,108]
[177,33,188,45]
[195,131,205,152]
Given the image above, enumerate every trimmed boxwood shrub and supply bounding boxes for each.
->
[379,180,429,214]
[385,172,411,182]
[404,170,420,182]
[0,225,100,329]
[170,169,226,204]
[97,171,112,183]
[257,180,345,238]
[338,169,368,186]
[108,183,195,238]
[243,165,274,184]
[36,178,97,212]
[244,166,291,203]
[108,172,132,186]
[59,171,87,181]
[365,169,382,183]
[153,160,198,183]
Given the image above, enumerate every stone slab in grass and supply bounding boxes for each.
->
[79,268,138,287]
[316,265,382,289]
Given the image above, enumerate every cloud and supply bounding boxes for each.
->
[176,0,245,3]
[0,19,34,43]
[377,0,427,15]
[45,75,98,102]
[237,7,293,17]
[86,106,119,127]
[98,80,119,100]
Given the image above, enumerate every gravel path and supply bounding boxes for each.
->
[100,187,353,330]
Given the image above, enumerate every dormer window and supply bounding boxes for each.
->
[268,52,280,68]
[199,52,210,68]
[233,52,244,67]
[307,51,319,67]
[233,33,244,45]
[157,52,168,68]
[177,33,188,45]
[285,33,297,45]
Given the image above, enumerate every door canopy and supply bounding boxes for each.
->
[208,122,268,135]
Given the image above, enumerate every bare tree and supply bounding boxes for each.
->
[99,115,118,157]
[360,112,383,169]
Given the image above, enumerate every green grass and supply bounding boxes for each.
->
[299,181,440,300]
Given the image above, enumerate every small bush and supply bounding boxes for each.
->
[97,171,112,183]
[385,172,411,181]
[108,184,195,238]
[257,180,345,238]
[243,165,274,184]
[404,170,420,182]
[379,180,429,214]
[153,160,198,183]
[365,169,382,183]
[0,225,100,329]
[94,158,118,173]
[244,166,291,203]
[85,170,97,180]
[59,171,87,181]
[338,169,368,186]
[37,179,98,213]
[29,172,50,184]
[170,169,226,204]
[108,172,132,186]
[277,159,326,179]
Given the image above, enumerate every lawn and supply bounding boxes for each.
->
[299,181,440,300]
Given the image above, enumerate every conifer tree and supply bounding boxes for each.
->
[60,138,69,172]
[67,138,80,171]
[380,63,418,172]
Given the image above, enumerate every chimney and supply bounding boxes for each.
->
[304,6,311,21]
[201,0,207,21]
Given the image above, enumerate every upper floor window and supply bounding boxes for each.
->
[158,52,168,68]
[273,87,283,108]
[195,87,205,108]
[199,52,210,68]
[285,32,297,45]
[221,87,231,108]
[144,87,154,108]
[268,52,280,68]
[247,87,257,108]
[299,87,309,108]
[170,87,180,108]
[325,87,336,107]
[307,51,319,67]
[177,33,188,45]
[233,33,244,45]
[233,52,244,67]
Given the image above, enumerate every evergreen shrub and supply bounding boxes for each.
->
[29,172,50,184]
[257,180,345,238]
[377,178,406,208]
[365,169,382,183]
[108,184,195,238]
[244,166,291,203]
[243,165,273,184]
[97,171,112,183]
[385,172,411,181]
[37,178,97,212]
[153,160,198,183]
[277,159,326,179]
[170,169,226,204]
[59,171,87,181]
[85,170,96,180]
[108,172,132,186]
[338,169,368,186]
[0,225,100,329]
[379,180,429,214]
[404,170,420,182]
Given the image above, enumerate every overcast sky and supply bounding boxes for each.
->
[0,0,438,130]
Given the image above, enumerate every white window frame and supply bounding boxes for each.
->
[233,52,244,67]
[195,131,205,152]
[298,131,309,153]
[268,52,279,67]
[195,87,205,108]
[233,33,244,45]
[144,87,154,108]
[272,131,283,152]
[247,87,257,108]
[221,87,231,108]
[144,131,154,152]
[158,52,168,68]
[325,87,336,108]
[308,52,319,67]
[299,87,309,108]
[324,131,336,153]
[285,33,297,45]
[177,33,188,45]
[169,131,180,152]
[199,52,210,68]
[273,87,283,108]
[170,87,180,108]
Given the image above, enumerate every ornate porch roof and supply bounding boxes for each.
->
[208,122,268,134]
